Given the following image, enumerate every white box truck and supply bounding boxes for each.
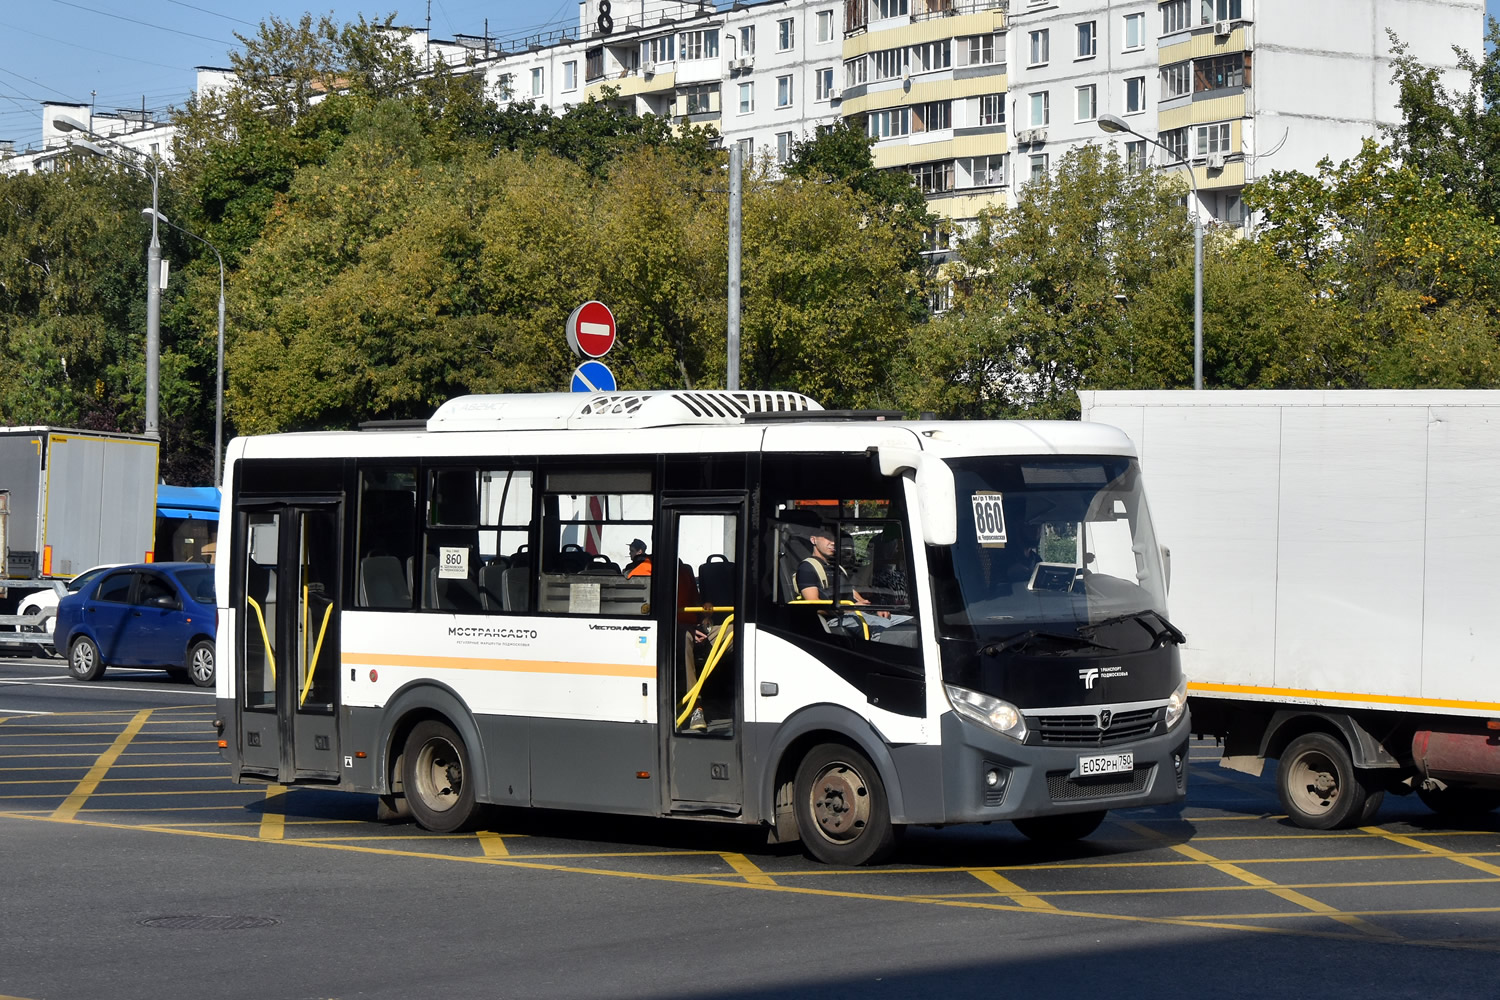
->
[1079,390,1500,828]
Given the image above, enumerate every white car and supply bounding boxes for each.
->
[15,565,119,654]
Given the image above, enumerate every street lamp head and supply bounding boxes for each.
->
[142,208,168,225]
[52,113,91,134]
[1096,114,1132,136]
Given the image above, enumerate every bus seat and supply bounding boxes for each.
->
[478,561,506,611]
[698,554,736,606]
[579,553,621,576]
[359,555,409,608]
[557,543,590,574]
[501,566,530,612]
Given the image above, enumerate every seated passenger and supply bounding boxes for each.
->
[625,539,652,578]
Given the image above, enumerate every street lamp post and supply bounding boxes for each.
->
[52,113,162,437]
[144,210,225,486]
[1097,113,1204,391]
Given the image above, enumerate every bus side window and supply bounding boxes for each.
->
[538,469,654,617]
[423,467,535,615]
[355,467,418,610]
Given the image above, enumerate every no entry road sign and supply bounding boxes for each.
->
[566,301,617,358]
[570,360,617,392]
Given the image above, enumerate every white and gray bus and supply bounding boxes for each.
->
[213,391,1189,864]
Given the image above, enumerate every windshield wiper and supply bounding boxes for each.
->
[1079,609,1186,648]
[981,630,1111,657]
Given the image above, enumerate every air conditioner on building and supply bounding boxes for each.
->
[1214,20,1231,36]
[642,60,657,76]
[1031,129,1048,144]
[1207,151,1226,170]
[828,88,842,101]
[1016,129,1034,144]
[730,57,753,71]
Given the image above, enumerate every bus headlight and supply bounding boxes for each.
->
[945,684,1028,742]
[1165,675,1188,729]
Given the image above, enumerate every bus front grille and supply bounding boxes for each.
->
[1030,708,1158,747]
[1045,765,1155,801]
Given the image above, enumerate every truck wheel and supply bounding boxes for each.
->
[1417,783,1500,820]
[401,720,480,833]
[1278,732,1382,829]
[186,640,215,688]
[1013,810,1107,842]
[67,636,106,681]
[793,743,898,866]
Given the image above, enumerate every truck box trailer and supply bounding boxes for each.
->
[1079,390,1500,828]
[0,427,159,582]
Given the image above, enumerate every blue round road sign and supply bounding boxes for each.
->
[570,360,617,392]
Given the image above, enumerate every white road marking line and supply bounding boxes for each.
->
[0,680,215,696]
[0,708,53,716]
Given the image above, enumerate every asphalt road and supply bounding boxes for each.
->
[3,654,1499,1000]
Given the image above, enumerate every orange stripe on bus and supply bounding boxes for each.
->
[1188,682,1500,714]
[341,652,654,679]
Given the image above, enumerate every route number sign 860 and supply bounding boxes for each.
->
[972,492,1007,546]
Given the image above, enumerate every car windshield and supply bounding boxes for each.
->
[66,566,112,593]
[931,455,1168,640]
[173,567,216,604]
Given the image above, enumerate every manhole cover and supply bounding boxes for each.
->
[138,915,280,931]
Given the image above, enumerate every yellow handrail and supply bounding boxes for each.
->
[675,614,736,728]
[298,595,334,708]
[787,598,871,640]
[245,596,276,682]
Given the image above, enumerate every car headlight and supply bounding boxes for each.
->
[1165,675,1188,729]
[945,683,1028,742]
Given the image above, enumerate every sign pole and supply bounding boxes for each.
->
[727,143,742,392]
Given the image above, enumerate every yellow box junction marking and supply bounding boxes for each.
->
[1361,826,1500,878]
[969,869,1055,910]
[49,709,151,821]
[476,831,510,857]
[259,786,286,840]
[721,853,777,886]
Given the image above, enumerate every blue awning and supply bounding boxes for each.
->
[157,485,221,521]
[159,507,215,520]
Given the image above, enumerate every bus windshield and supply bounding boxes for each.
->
[932,455,1167,641]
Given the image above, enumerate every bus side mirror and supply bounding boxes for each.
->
[877,447,957,547]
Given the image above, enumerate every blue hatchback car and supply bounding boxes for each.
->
[55,562,217,687]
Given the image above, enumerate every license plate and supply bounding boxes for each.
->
[1078,752,1133,776]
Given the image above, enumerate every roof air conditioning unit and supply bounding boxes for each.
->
[642,60,657,75]
[1206,151,1226,170]
[1214,20,1231,36]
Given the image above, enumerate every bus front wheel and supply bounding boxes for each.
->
[402,720,479,833]
[794,743,898,866]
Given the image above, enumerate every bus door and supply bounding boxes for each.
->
[663,498,746,813]
[235,502,343,784]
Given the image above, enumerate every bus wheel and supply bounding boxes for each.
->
[402,720,479,833]
[1013,810,1106,842]
[794,743,897,866]
[1417,783,1500,820]
[1278,732,1382,830]
[68,636,106,682]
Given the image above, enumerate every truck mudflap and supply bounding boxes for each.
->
[1413,728,1500,784]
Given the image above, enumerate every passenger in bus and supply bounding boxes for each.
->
[678,560,717,732]
[625,539,652,578]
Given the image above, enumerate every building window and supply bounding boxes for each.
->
[1195,53,1250,92]
[1162,0,1191,34]
[1124,139,1147,170]
[778,17,795,50]
[1195,122,1231,155]
[1030,91,1050,127]
[1123,13,1145,50]
[736,137,754,160]
[909,160,955,194]
[739,25,756,55]
[1077,21,1096,58]
[911,40,952,72]
[1075,84,1097,121]
[530,67,545,96]
[682,83,719,115]
[777,74,794,107]
[962,33,1003,67]
[816,67,835,100]
[914,100,951,132]
[1222,191,1245,224]
[1162,127,1189,162]
[1124,76,1145,113]
[679,29,720,60]
[1029,153,1049,181]
[817,9,835,42]
[776,131,793,163]
[1161,61,1191,98]
[975,92,1005,126]
[1200,0,1242,23]
[875,0,909,16]
[1029,29,1049,66]
[585,48,604,81]
[642,35,675,64]
[867,107,911,138]
[845,56,868,87]
[960,153,1007,188]
[562,61,578,91]
[738,81,754,114]
[873,47,906,80]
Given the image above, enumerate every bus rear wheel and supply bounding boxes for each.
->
[793,743,897,866]
[402,720,479,833]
